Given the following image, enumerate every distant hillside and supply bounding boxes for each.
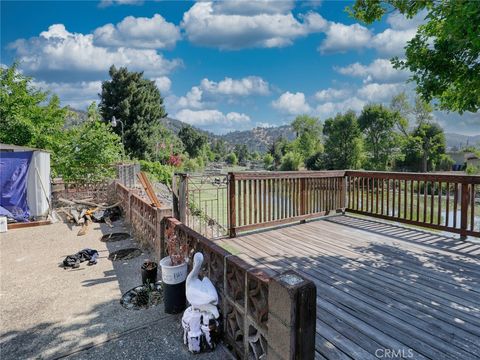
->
[445,133,480,150]
[220,125,296,152]
[159,117,217,140]
[66,107,480,153]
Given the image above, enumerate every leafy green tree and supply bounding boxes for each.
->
[349,0,480,113]
[55,103,123,182]
[234,144,249,163]
[178,124,207,158]
[358,104,399,170]
[323,111,364,169]
[268,137,289,169]
[389,92,410,136]
[263,153,274,169]
[398,122,447,172]
[291,115,323,159]
[280,151,303,171]
[305,151,326,170]
[0,63,66,149]
[211,139,227,161]
[225,152,238,165]
[99,65,168,159]
[413,96,434,125]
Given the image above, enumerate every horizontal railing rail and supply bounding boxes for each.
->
[226,170,480,238]
[345,171,480,238]
[228,171,346,237]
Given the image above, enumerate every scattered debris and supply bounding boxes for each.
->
[108,248,142,261]
[56,197,122,236]
[137,171,162,207]
[120,283,163,310]
[63,248,99,268]
[101,232,130,242]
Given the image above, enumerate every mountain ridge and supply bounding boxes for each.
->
[67,108,480,153]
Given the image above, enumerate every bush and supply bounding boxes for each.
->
[139,160,174,185]
[263,153,274,169]
[437,154,455,171]
[55,119,123,182]
[305,151,326,170]
[466,164,480,175]
[280,152,303,171]
[181,157,204,173]
[226,152,238,165]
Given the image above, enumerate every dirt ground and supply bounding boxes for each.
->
[0,219,231,360]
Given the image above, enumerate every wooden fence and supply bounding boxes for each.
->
[228,171,346,237]
[346,171,480,238]
[226,171,480,238]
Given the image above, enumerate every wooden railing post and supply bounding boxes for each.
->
[229,173,236,238]
[342,176,347,213]
[460,183,469,239]
[300,177,306,216]
[176,173,188,223]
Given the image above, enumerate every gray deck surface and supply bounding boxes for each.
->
[215,215,480,360]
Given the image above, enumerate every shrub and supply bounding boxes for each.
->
[280,151,303,171]
[226,152,238,165]
[139,160,174,185]
[305,151,326,170]
[263,153,274,169]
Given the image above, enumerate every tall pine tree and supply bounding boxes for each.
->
[100,65,168,159]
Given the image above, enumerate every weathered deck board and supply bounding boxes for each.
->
[215,215,480,360]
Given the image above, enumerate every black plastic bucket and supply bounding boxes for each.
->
[160,256,187,314]
[163,281,186,314]
[141,261,158,285]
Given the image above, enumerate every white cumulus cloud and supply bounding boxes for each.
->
[319,22,371,53]
[356,82,406,102]
[174,109,250,126]
[335,58,409,83]
[181,2,328,49]
[99,0,143,8]
[200,76,270,96]
[314,88,350,101]
[272,91,311,115]
[152,76,171,93]
[176,87,204,110]
[9,24,181,81]
[212,0,295,15]
[32,80,102,110]
[93,14,181,49]
[315,97,366,118]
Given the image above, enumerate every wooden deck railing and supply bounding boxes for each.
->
[345,171,480,238]
[228,171,346,237]
[226,170,479,238]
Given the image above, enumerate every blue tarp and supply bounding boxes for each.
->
[0,151,32,221]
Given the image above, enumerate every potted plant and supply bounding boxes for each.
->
[141,259,158,285]
[160,226,188,314]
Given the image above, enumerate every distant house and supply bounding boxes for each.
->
[447,151,480,171]
[466,152,480,168]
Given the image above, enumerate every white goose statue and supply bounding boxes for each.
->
[186,252,219,318]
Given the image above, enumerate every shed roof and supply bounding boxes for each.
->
[0,143,50,153]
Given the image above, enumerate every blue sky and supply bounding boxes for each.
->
[1,0,478,135]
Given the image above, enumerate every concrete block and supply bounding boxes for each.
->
[267,270,316,360]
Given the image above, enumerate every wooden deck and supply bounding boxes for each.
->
[215,215,480,360]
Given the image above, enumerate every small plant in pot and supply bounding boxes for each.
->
[160,226,189,314]
[141,259,158,285]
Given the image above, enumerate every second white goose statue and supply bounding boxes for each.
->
[186,252,219,318]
